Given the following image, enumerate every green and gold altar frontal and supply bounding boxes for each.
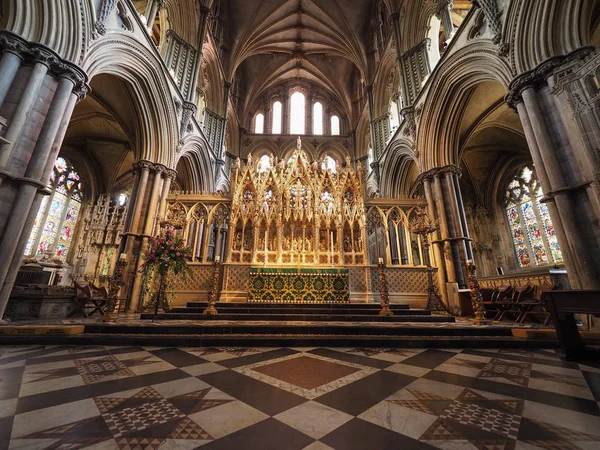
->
[248,267,349,303]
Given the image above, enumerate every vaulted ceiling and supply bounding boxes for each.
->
[222,0,373,125]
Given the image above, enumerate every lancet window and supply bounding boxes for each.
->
[290,92,305,134]
[254,113,264,134]
[272,101,282,134]
[313,102,323,135]
[331,115,340,135]
[505,166,563,268]
[24,157,84,260]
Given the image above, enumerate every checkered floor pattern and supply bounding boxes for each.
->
[1,345,600,449]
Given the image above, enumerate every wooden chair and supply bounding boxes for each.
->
[491,285,514,321]
[515,283,554,325]
[69,281,109,318]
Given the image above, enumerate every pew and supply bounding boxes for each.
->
[542,290,600,361]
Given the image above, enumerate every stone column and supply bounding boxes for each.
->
[157,168,177,221]
[422,177,448,305]
[282,91,290,134]
[506,46,600,289]
[0,31,88,320]
[306,93,313,135]
[119,161,151,310]
[129,164,164,311]
[189,5,211,102]
[436,1,455,42]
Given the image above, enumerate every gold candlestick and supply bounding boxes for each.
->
[203,259,222,315]
[378,261,393,316]
[465,260,491,325]
[409,205,451,314]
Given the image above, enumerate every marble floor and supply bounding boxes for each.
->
[1,345,599,449]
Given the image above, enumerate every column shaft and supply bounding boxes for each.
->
[0,62,49,167]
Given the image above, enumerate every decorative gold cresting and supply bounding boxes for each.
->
[228,137,367,266]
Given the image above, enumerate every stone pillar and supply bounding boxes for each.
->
[422,178,448,305]
[120,161,151,310]
[282,92,290,134]
[0,31,88,320]
[129,164,165,311]
[436,1,455,42]
[189,5,211,103]
[389,12,407,104]
[306,93,313,135]
[506,47,600,289]
[420,165,472,305]
[158,168,177,221]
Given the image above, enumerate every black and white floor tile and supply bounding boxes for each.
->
[1,345,600,449]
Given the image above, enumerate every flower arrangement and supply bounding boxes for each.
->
[142,226,192,276]
[141,226,192,314]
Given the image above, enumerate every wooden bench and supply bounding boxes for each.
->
[68,281,109,318]
[541,290,600,360]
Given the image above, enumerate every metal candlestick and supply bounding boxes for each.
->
[378,261,394,316]
[409,205,451,314]
[465,260,491,325]
[203,259,222,315]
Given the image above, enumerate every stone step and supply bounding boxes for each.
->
[169,307,431,316]
[186,302,411,310]
[139,313,451,322]
[83,322,506,337]
[0,333,558,349]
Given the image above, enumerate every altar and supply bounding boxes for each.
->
[248,267,349,303]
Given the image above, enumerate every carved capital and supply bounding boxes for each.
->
[0,31,89,101]
[506,46,596,110]
[133,160,154,173]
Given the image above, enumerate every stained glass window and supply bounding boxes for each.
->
[24,156,84,261]
[505,166,563,268]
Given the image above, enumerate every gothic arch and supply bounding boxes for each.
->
[505,0,591,74]
[1,0,88,62]
[244,139,281,160]
[380,143,418,198]
[82,34,180,167]
[176,135,215,193]
[416,44,513,171]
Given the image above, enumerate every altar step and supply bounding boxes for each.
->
[0,322,556,349]
[141,302,451,323]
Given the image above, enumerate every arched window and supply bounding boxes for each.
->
[272,101,282,134]
[117,192,128,207]
[290,91,305,134]
[257,154,271,173]
[505,166,563,268]
[321,155,337,173]
[254,113,264,134]
[25,157,84,260]
[389,99,400,133]
[331,115,340,135]
[313,102,323,135]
